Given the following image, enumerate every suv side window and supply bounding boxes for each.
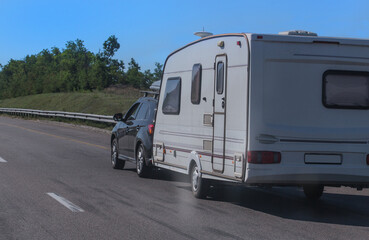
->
[136,102,149,120]
[125,103,140,121]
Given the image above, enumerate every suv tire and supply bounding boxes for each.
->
[111,138,125,169]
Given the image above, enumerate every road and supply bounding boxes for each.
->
[0,115,369,240]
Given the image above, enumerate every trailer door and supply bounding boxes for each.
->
[212,55,227,172]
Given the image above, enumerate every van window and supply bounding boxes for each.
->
[162,77,181,114]
[323,70,369,109]
[191,64,202,104]
[216,62,224,94]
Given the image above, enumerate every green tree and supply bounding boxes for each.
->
[153,62,163,81]
[0,35,161,99]
[103,35,120,59]
[126,58,146,88]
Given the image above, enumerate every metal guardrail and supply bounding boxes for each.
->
[0,108,115,123]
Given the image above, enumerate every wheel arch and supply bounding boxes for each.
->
[187,151,202,175]
[135,139,143,157]
[111,134,116,144]
[135,138,152,166]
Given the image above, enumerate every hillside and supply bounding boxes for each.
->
[0,87,142,116]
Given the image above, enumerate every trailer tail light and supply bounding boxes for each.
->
[247,151,281,164]
[366,154,369,165]
[148,124,154,135]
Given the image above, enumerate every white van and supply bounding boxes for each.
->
[152,31,369,199]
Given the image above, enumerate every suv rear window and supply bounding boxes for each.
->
[136,103,149,120]
[323,70,369,109]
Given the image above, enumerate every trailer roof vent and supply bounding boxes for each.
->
[279,30,318,36]
[194,31,213,38]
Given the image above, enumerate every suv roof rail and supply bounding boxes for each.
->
[140,91,159,99]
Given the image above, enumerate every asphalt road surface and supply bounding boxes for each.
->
[0,116,369,240]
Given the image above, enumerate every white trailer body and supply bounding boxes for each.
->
[153,32,369,194]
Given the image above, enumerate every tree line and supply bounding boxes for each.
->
[0,35,163,99]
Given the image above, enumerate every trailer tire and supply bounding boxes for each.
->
[111,139,125,169]
[303,184,324,200]
[190,163,208,199]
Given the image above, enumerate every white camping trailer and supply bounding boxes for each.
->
[152,31,369,199]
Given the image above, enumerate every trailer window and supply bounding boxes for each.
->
[162,77,181,114]
[323,70,369,109]
[191,64,202,104]
[216,62,224,94]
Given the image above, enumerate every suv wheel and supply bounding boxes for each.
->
[111,139,125,169]
[136,144,150,177]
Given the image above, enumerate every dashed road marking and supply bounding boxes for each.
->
[0,157,7,163]
[47,193,85,213]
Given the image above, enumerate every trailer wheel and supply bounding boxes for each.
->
[111,139,125,169]
[190,163,208,199]
[303,184,324,200]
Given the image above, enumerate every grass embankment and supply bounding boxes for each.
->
[0,87,143,129]
[0,87,142,115]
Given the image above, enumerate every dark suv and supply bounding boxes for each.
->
[111,95,157,177]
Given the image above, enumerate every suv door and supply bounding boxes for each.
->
[126,102,150,158]
[118,103,140,158]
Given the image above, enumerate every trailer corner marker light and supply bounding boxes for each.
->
[237,41,241,47]
[257,35,263,39]
[217,41,224,48]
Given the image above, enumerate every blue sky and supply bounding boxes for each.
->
[0,0,368,70]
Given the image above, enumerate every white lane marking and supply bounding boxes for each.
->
[47,193,84,213]
[0,157,7,163]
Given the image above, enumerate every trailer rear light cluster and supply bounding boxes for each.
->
[366,154,369,165]
[247,151,281,164]
[148,124,154,135]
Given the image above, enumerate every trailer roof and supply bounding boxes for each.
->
[247,32,369,47]
[174,32,369,57]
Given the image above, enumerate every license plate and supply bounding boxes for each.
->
[304,154,342,164]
